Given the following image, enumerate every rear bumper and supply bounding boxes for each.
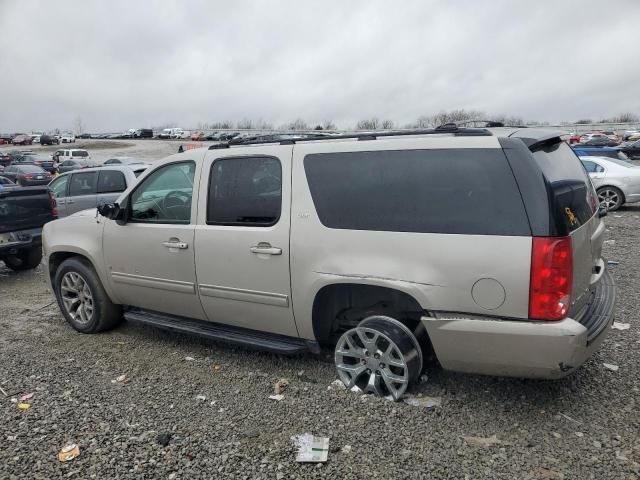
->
[423,271,616,379]
[0,227,42,255]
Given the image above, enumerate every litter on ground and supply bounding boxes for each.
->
[274,378,289,395]
[17,403,31,411]
[403,395,442,408]
[327,379,346,391]
[462,435,502,448]
[57,444,80,462]
[612,322,631,330]
[18,392,34,401]
[291,433,330,462]
[269,394,284,401]
[603,363,619,371]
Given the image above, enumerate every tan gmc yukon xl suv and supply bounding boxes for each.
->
[43,127,616,400]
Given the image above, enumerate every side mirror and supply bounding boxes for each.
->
[97,202,128,224]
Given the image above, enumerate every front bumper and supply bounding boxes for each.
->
[422,270,616,379]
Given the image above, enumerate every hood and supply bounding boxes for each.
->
[70,208,98,218]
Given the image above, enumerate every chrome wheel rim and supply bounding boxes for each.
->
[60,272,94,324]
[598,189,620,210]
[335,326,409,400]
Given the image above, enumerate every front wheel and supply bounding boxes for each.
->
[53,257,122,333]
[4,247,42,271]
[334,315,423,401]
[597,186,624,212]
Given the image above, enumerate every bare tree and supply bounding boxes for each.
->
[236,118,254,130]
[612,112,639,123]
[322,120,337,130]
[574,118,593,124]
[381,119,395,129]
[210,121,234,129]
[73,116,85,135]
[355,117,380,130]
[287,118,309,130]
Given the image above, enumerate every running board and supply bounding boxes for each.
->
[124,309,318,355]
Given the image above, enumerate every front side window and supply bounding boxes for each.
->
[49,175,69,198]
[207,156,281,226]
[69,172,97,197]
[98,170,127,193]
[130,161,195,224]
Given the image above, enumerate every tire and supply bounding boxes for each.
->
[597,186,624,212]
[4,247,42,271]
[53,257,122,333]
[334,315,423,400]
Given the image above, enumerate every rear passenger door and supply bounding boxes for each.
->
[194,145,298,337]
[97,169,128,206]
[67,171,97,214]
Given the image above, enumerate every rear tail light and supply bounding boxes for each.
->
[25,174,33,179]
[529,237,573,320]
[47,190,58,218]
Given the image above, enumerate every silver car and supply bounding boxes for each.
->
[48,165,148,217]
[580,156,640,211]
[42,129,615,400]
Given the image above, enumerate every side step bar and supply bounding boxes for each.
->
[123,309,318,355]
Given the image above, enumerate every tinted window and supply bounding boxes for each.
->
[61,160,74,167]
[532,141,596,231]
[304,149,530,236]
[50,175,69,198]
[104,159,120,164]
[130,161,194,224]
[72,151,88,157]
[580,160,604,173]
[98,170,127,193]
[207,156,281,226]
[69,172,97,196]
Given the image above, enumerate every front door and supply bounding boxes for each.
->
[67,171,97,215]
[102,160,206,320]
[194,146,298,337]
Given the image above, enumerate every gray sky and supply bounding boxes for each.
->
[1,0,639,132]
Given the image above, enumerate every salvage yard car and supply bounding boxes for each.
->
[580,156,640,211]
[1,185,57,270]
[48,165,148,217]
[1,164,52,186]
[42,128,615,400]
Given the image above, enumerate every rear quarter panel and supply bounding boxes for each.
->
[290,137,533,340]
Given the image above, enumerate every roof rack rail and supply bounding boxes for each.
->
[208,127,492,149]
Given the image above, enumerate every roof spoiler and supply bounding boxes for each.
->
[507,128,569,150]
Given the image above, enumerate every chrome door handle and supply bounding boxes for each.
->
[162,240,188,249]
[250,244,282,255]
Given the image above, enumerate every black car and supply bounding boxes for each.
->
[2,164,52,186]
[58,159,96,173]
[40,135,59,146]
[618,140,640,160]
[582,137,618,147]
[133,129,153,138]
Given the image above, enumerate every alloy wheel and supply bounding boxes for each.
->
[60,272,94,324]
[598,189,620,211]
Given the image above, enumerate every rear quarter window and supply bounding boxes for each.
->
[532,141,596,232]
[304,148,531,236]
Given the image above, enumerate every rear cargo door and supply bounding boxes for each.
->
[530,141,603,315]
[0,188,54,235]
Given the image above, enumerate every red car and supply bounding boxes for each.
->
[191,131,205,141]
[12,134,33,145]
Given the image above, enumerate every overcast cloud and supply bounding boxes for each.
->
[1,0,639,132]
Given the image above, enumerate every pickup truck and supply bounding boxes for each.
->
[0,186,57,270]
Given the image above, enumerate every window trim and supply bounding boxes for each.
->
[127,160,196,225]
[206,155,282,227]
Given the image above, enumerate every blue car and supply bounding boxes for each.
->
[572,146,631,163]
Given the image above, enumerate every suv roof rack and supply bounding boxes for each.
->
[208,126,493,149]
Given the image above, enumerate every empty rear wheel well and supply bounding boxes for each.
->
[312,283,426,345]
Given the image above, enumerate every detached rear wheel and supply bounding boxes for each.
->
[334,315,423,401]
[54,257,122,333]
[597,186,624,211]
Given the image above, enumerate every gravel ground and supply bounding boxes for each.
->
[1,200,639,479]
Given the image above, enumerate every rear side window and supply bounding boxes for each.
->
[72,151,88,157]
[580,160,604,173]
[532,142,596,231]
[304,149,530,236]
[69,172,97,196]
[207,156,281,226]
[98,170,127,193]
